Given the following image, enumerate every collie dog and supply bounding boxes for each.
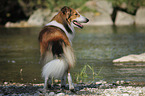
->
[38,6,89,90]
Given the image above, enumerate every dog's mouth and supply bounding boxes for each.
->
[73,20,83,29]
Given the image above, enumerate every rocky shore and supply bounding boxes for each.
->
[4,0,145,27]
[0,80,145,96]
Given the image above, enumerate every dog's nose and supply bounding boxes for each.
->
[86,18,89,22]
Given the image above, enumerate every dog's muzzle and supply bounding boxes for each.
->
[73,16,89,29]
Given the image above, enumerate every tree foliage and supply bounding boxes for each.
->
[107,0,145,13]
[45,0,88,11]
[18,0,88,13]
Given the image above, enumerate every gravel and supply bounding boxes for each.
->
[0,80,145,96]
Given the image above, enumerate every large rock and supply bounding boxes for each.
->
[84,12,113,25]
[85,1,97,11]
[96,0,113,15]
[115,11,135,25]
[135,7,145,25]
[113,53,145,63]
[5,21,31,27]
[83,0,113,25]
[27,9,51,26]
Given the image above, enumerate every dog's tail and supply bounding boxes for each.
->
[41,40,75,79]
[42,59,68,79]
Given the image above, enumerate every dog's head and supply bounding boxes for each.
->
[61,6,89,29]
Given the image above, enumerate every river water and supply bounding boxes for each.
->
[0,25,145,84]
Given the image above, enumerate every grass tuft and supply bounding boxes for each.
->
[75,64,103,83]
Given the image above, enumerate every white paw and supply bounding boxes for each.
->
[69,84,74,90]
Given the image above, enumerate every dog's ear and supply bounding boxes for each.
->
[61,6,69,14]
[61,6,72,19]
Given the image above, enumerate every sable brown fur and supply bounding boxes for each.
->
[39,26,70,56]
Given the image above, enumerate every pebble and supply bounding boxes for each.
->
[56,93,65,96]
[96,81,102,85]
[45,93,49,96]
[12,60,16,63]
[48,92,55,96]
[4,82,8,85]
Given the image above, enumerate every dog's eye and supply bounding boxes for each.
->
[75,13,78,15]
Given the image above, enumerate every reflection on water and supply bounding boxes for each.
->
[0,25,145,83]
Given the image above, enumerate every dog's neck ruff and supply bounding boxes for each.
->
[45,21,75,44]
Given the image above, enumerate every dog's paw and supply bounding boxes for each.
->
[69,85,74,90]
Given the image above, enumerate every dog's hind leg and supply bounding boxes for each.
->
[68,72,74,90]
[47,78,52,88]
[61,71,67,88]
[44,77,52,89]
[44,77,52,90]
[44,77,48,89]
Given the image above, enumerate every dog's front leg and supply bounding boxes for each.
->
[68,72,74,90]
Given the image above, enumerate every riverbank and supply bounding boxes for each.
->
[0,80,145,95]
[2,0,145,27]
